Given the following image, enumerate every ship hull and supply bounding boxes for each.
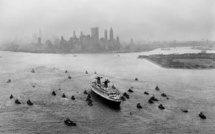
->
[90,85,121,107]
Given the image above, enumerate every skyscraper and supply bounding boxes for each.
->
[91,27,99,41]
[73,31,76,38]
[116,36,120,44]
[39,28,42,38]
[80,31,83,40]
[80,31,83,37]
[130,38,134,45]
[39,28,42,43]
[109,27,113,42]
[61,36,64,41]
[38,37,41,44]
[104,29,108,40]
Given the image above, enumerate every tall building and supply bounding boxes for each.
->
[91,27,99,41]
[130,38,134,45]
[39,28,42,43]
[61,36,64,41]
[73,31,76,39]
[38,37,41,44]
[39,28,42,38]
[109,27,113,42]
[116,36,120,44]
[104,29,108,40]
[80,31,83,41]
[80,31,83,37]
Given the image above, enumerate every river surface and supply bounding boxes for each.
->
[0,47,215,134]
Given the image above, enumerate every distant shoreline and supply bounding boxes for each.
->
[143,58,215,70]
[0,49,152,55]
[0,50,121,54]
[138,53,215,70]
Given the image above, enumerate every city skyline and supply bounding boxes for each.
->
[34,27,121,44]
[4,25,214,47]
[1,26,123,53]
[0,0,214,43]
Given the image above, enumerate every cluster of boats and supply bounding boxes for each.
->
[89,75,207,120]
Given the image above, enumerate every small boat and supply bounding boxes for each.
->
[181,109,188,113]
[64,118,77,126]
[148,99,154,104]
[137,103,142,109]
[123,92,129,99]
[27,99,33,106]
[10,94,13,99]
[90,76,121,106]
[62,93,66,98]
[31,69,35,73]
[15,99,21,104]
[150,96,158,101]
[7,79,11,83]
[52,91,56,96]
[71,96,75,100]
[128,88,133,93]
[158,104,165,110]
[199,112,206,119]
[83,90,88,95]
[161,93,167,97]
[120,96,126,101]
[144,91,149,95]
[155,86,160,91]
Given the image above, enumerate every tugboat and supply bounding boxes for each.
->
[90,76,121,106]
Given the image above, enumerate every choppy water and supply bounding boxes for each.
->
[0,47,215,134]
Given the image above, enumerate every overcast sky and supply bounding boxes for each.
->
[0,0,214,43]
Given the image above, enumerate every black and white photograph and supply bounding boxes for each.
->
[0,0,214,133]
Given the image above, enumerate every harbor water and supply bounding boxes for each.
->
[0,47,215,134]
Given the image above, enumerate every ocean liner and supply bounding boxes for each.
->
[90,76,121,106]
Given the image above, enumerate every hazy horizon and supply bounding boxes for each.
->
[0,0,214,43]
